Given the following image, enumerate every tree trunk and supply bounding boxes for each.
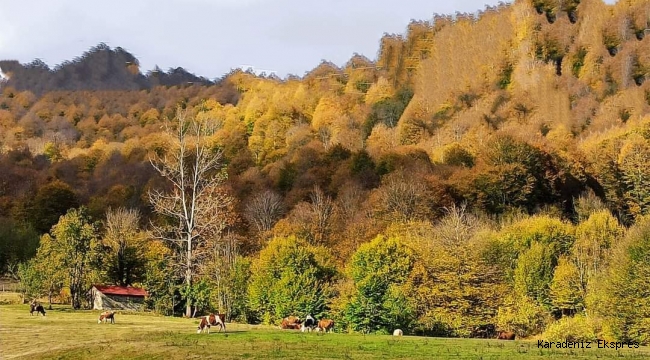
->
[185,283,192,318]
[171,291,175,316]
[185,235,193,318]
[72,285,80,309]
[48,289,53,310]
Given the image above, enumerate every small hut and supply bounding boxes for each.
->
[89,285,148,311]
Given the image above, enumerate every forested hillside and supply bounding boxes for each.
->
[1,0,650,343]
[0,43,218,94]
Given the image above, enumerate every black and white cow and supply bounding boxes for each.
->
[301,314,317,332]
[30,300,46,316]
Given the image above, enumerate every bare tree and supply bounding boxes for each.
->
[148,108,232,317]
[318,126,333,149]
[378,171,429,221]
[336,181,365,222]
[244,190,284,233]
[309,186,334,244]
[436,203,481,247]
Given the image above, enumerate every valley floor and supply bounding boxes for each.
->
[1,304,648,360]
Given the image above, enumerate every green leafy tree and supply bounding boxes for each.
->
[492,215,575,281]
[363,88,413,136]
[50,207,99,309]
[219,256,251,322]
[514,241,556,307]
[341,235,416,334]
[143,240,178,315]
[181,278,212,317]
[549,257,584,316]
[472,135,560,213]
[601,217,650,344]
[248,236,336,324]
[29,181,79,235]
[470,164,536,214]
[33,234,65,308]
[573,210,623,293]
[18,234,66,308]
[18,259,43,302]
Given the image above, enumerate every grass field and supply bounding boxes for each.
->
[1,304,649,359]
[0,291,22,304]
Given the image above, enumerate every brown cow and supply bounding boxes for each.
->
[197,313,226,334]
[497,331,515,340]
[280,316,301,329]
[316,319,334,333]
[98,311,115,324]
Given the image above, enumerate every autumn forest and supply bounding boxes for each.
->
[1,0,650,344]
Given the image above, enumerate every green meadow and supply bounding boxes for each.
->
[1,304,649,360]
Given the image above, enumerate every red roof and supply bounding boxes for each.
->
[93,285,148,297]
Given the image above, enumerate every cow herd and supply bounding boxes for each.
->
[279,315,335,333]
[27,300,515,340]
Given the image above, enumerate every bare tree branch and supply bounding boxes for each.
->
[244,190,284,233]
[309,186,334,245]
[148,108,232,317]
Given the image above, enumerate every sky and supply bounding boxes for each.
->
[0,0,618,79]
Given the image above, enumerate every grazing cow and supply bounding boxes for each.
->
[316,319,334,333]
[301,315,317,332]
[280,316,301,330]
[197,313,226,334]
[497,331,516,340]
[29,301,46,316]
[98,311,115,324]
[393,329,403,337]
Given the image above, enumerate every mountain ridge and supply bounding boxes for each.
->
[0,43,216,95]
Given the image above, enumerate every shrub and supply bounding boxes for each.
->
[443,143,475,168]
[542,316,599,342]
[497,295,553,337]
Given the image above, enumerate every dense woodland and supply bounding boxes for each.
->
[1,0,650,344]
